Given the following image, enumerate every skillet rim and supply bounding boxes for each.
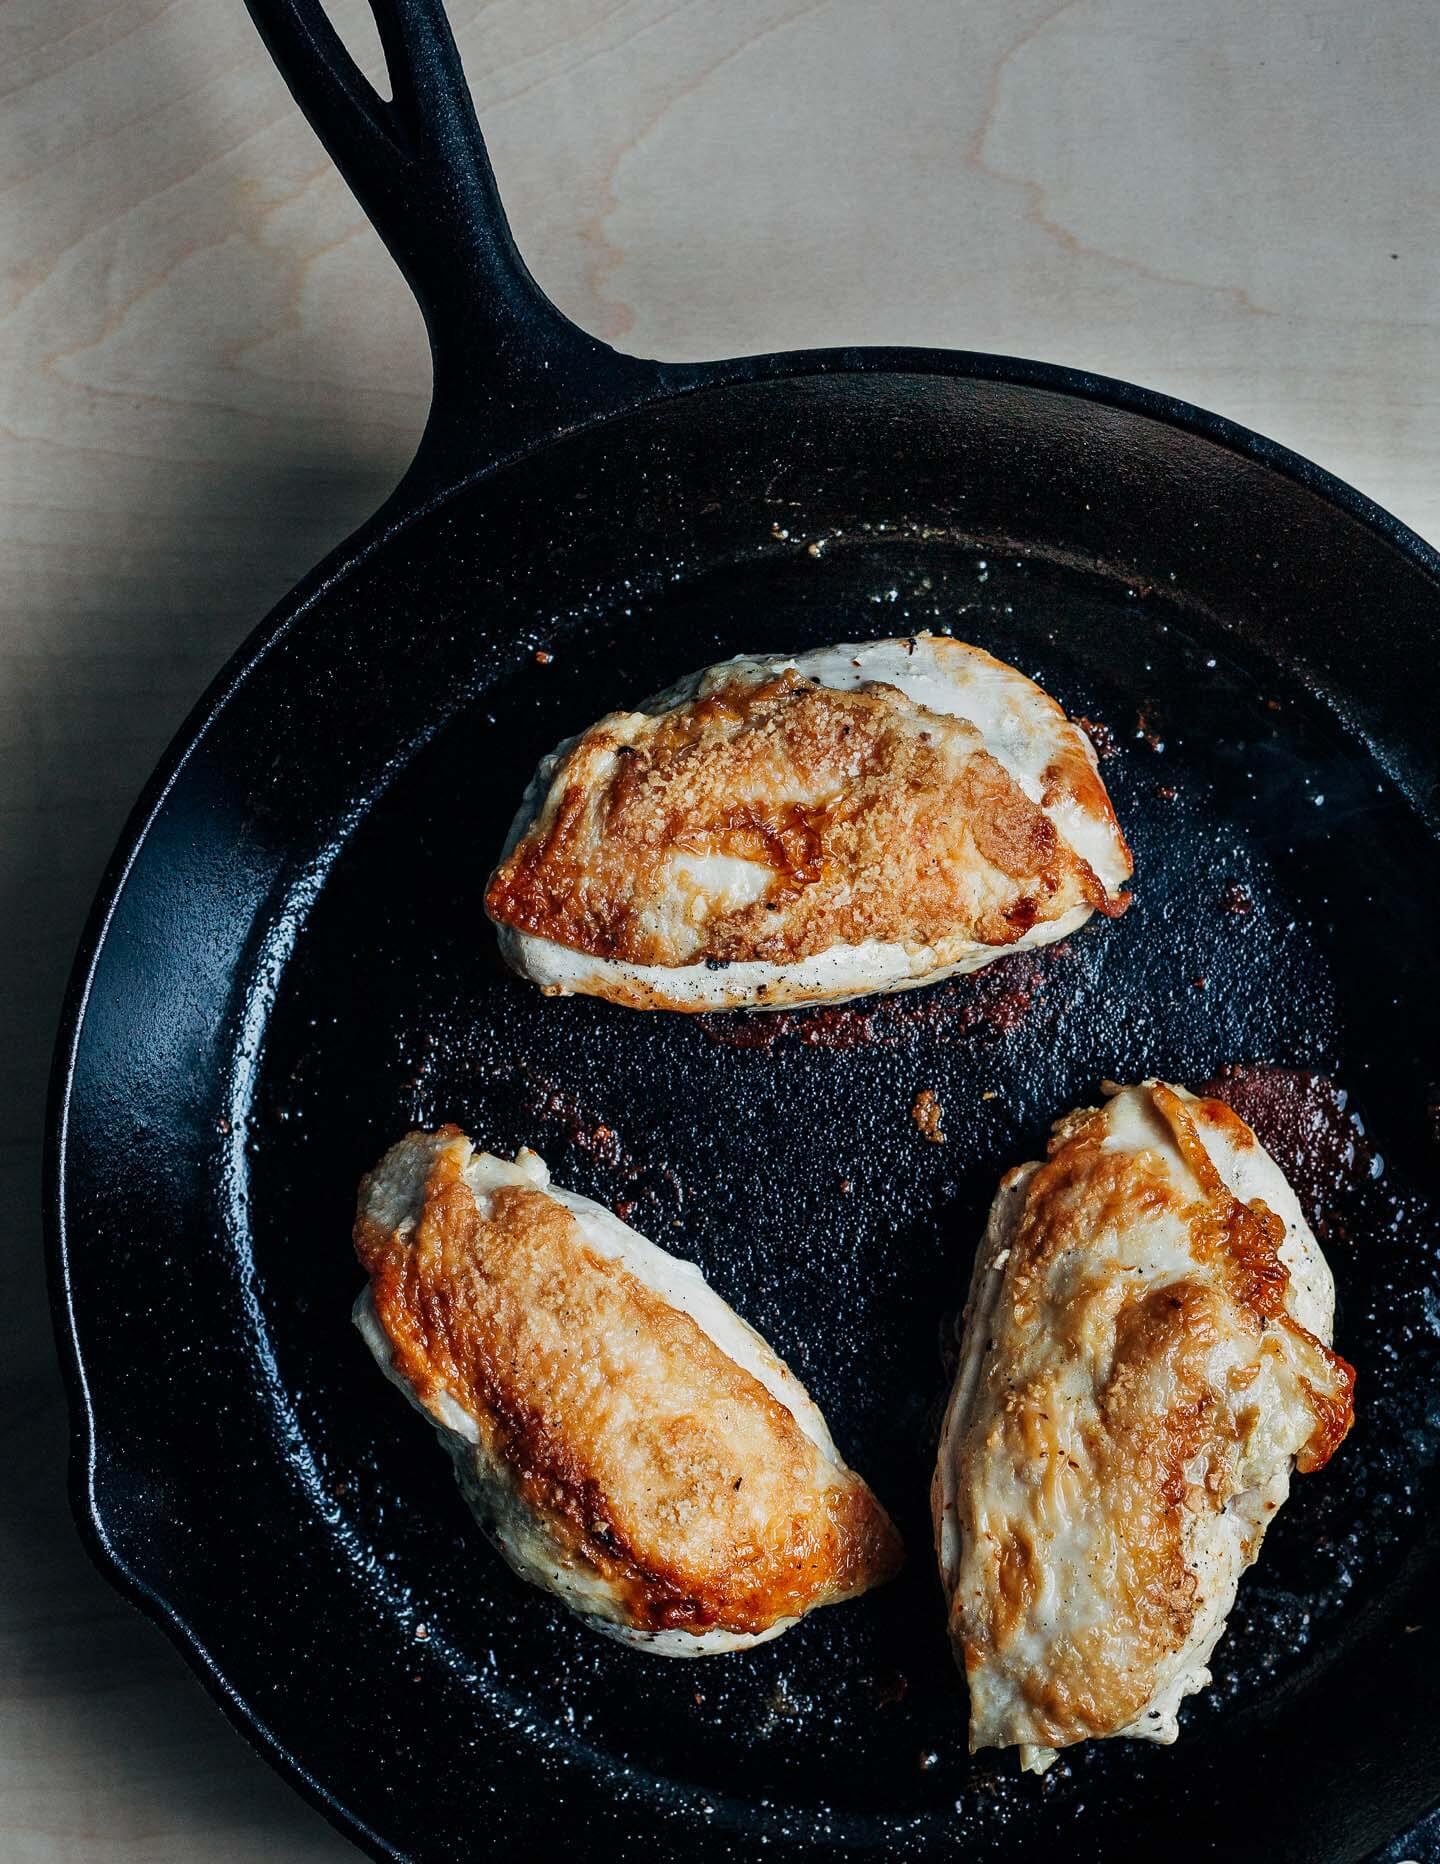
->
[44,342,1440,1864]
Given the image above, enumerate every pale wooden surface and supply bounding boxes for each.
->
[3,1,1437,1856]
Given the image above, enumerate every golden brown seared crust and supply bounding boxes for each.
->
[485,671,1127,967]
[953,1086,1355,1750]
[355,1134,902,1635]
[1149,1086,1355,1472]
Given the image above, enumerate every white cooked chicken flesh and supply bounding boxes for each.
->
[484,634,1132,1011]
[932,1081,1354,1772]
[353,1128,902,1651]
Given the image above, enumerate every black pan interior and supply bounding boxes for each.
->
[58,372,1440,1862]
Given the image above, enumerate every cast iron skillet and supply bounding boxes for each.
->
[47,2,1440,1859]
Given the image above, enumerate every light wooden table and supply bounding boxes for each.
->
[4,2,1436,1856]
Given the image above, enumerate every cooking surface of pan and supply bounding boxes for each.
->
[47,5,1440,1861]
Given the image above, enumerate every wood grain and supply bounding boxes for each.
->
[2,1,1435,1855]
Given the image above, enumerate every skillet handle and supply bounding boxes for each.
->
[243,0,668,480]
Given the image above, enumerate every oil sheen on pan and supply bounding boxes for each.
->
[484,634,1132,1011]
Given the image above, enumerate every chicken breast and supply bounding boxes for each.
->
[354,1127,902,1651]
[932,1081,1354,1771]
[485,634,1131,1011]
